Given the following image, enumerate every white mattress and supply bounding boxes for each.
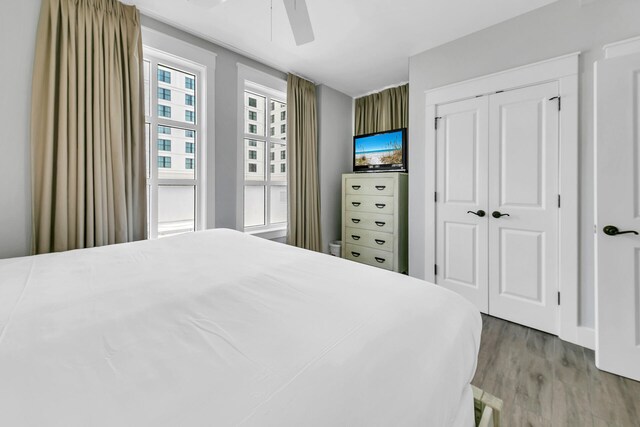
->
[0,229,481,426]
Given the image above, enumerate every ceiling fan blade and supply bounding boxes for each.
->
[186,0,228,9]
[282,0,315,46]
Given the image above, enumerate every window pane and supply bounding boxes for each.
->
[244,186,265,227]
[145,123,151,179]
[157,126,196,180]
[158,64,196,125]
[158,185,195,238]
[245,91,265,136]
[272,100,287,139]
[270,142,287,183]
[270,185,287,224]
[244,139,264,181]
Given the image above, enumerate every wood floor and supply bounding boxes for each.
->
[472,314,640,427]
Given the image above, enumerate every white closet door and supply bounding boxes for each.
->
[595,50,640,381]
[436,97,489,312]
[487,82,560,335]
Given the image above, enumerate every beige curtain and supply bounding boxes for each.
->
[31,0,146,254]
[354,83,408,135]
[286,74,322,251]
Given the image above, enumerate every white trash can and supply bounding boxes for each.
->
[329,240,342,257]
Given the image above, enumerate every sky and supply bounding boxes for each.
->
[355,130,403,153]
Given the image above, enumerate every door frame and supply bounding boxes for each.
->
[423,53,582,346]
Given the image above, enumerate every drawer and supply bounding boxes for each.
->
[345,211,394,233]
[345,243,394,270]
[345,177,395,196]
[345,227,394,252]
[345,195,394,215]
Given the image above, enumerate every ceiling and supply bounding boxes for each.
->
[127,0,557,97]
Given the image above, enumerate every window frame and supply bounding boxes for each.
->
[239,77,287,237]
[144,46,206,240]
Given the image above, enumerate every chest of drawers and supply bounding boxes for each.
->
[341,173,408,273]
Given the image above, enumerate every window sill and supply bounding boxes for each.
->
[245,226,287,241]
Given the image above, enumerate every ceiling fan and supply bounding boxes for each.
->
[186,0,315,46]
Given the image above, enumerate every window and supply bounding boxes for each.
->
[280,124,286,134]
[158,88,171,101]
[158,105,171,118]
[242,83,287,231]
[280,164,286,173]
[158,139,171,151]
[185,110,195,122]
[185,76,194,89]
[281,111,286,121]
[280,151,286,160]
[144,53,203,240]
[158,156,171,168]
[157,69,171,83]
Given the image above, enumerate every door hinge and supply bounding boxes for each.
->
[550,96,561,111]
[557,291,561,305]
[434,264,438,276]
[557,194,561,208]
[434,191,438,202]
[435,116,442,130]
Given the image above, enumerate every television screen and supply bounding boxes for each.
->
[353,128,407,172]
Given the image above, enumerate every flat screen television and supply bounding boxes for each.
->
[353,128,407,172]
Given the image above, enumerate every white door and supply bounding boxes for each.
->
[436,97,489,312]
[595,49,640,381]
[488,82,560,335]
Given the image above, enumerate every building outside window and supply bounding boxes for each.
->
[280,151,286,160]
[280,124,286,134]
[242,83,287,232]
[280,163,286,173]
[158,105,171,118]
[158,139,171,151]
[281,111,286,121]
[144,53,201,239]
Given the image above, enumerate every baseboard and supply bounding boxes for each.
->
[576,326,595,350]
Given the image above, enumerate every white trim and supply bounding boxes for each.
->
[422,52,581,345]
[603,35,640,59]
[577,326,595,350]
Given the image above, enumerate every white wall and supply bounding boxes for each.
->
[0,0,40,258]
[408,0,640,328]
[317,85,354,253]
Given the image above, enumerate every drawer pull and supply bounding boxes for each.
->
[352,185,361,190]
[351,235,361,240]
[375,203,386,209]
[351,202,361,207]
[375,185,386,190]
[374,221,386,227]
[374,257,386,263]
[351,251,361,258]
[374,239,386,245]
[351,218,361,224]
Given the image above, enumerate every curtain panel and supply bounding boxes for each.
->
[286,74,322,251]
[30,0,146,254]
[354,83,408,135]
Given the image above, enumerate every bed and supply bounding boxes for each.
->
[0,229,481,426]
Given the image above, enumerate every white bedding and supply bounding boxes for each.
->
[0,229,481,426]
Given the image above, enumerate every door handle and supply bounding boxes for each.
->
[603,225,639,236]
[492,211,510,219]
[467,210,486,217]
